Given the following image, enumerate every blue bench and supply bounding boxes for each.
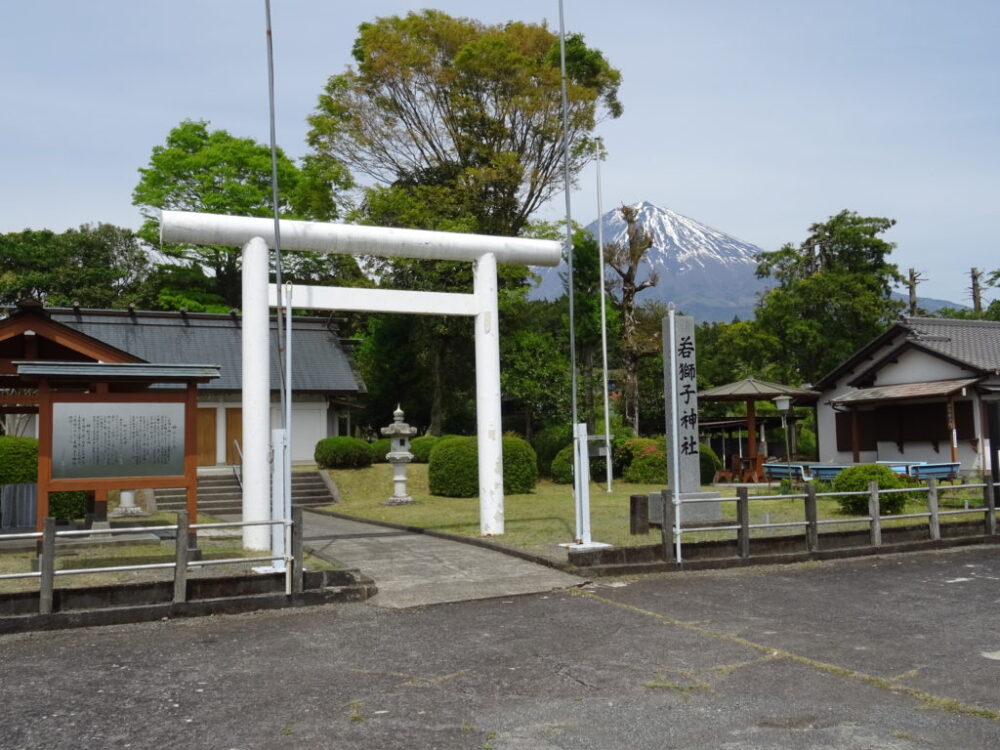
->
[909,462,960,482]
[875,460,927,476]
[807,464,849,482]
[763,463,811,482]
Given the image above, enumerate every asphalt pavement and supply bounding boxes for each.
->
[2,545,999,749]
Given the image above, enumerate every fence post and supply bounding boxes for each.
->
[173,511,189,604]
[292,506,304,594]
[868,480,882,548]
[927,478,941,541]
[38,517,56,615]
[804,483,819,552]
[984,476,997,536]
[737,486,750,559]
[629,494,649,535]
[660,490,676,562]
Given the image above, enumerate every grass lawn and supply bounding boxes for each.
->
[321,464,991,559]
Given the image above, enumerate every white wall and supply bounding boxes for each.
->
[872,349,975,386]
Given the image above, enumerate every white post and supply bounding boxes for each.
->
[474,252,504,536]
[574,422,593,544]
[242,237,271,550]
[270,428,287,571]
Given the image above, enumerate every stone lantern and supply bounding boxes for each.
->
[381,405,418,505]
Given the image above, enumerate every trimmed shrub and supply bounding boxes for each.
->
[550,444,574,484]
[624,452,668,484]
[502,436,538,494]
[314,436,374,469]
[532,424,572,477]
[0,436,39,484]
[621,438,668,484]
[428,435,539,497]
[0,436,85,519]
[428,437,478,497]
[50,491,87,520]
[369,438,391,463]
[410,435,439,463]
[549,443,611,485]
[832,463,912,515]
[699,443,722,484]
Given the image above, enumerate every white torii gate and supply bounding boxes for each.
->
[161,211,561,544]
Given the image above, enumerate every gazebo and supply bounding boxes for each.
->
[699,377,820,481]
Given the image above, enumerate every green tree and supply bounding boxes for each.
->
[754,210,904,384]
[306,10,622,237]
[0,224,149,307]
[132,119,354,309]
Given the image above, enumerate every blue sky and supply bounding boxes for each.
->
[2,1,997,305]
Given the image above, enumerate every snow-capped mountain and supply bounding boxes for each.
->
[530,201,767,322]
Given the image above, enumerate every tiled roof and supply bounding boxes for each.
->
[901,317,1000,372]
[48,308,363,393]
[816,316,1000,388]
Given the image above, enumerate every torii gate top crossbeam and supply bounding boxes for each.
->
[160,211,562,266]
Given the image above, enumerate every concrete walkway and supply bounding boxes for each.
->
[300,511,586,609]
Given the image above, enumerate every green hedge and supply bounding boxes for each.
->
[532,424,572,477]
[50,491,88,520]
[314,436,374,469]
[624,452,668,484]
[832,464,912,515]
[410,435,439,463]
[699,443,722,484]
[428,437,479,497]
[0,436,86,519]
[428,435,538,497]
[549,443,611,485]
[369,438,391,463]
[550,445,574,484]
[0,436,39,484]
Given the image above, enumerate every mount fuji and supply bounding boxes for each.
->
[529,201,768,322]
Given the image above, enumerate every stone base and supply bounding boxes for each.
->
[648,490,724,525]
[109,506,149,519]
[383,496,416,506]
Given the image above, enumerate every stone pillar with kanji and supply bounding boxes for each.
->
[381,406,418,505]
[649,311,722,526]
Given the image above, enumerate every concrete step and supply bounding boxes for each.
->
[155,471,335,515]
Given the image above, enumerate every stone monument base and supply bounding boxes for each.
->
[383,496,416,506]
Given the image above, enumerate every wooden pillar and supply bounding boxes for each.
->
[947,396,958,463]
[746,400,758,459]
[851,410,861,464]
[184,382,199,546]
[36,379,52,531]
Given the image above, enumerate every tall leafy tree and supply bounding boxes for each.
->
[754,210,904,384]
[0,224,149,308]
[306,10,622,237]
[132,119,354,309]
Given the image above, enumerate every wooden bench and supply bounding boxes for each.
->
[807,464,849,482]
[762,463,810,482]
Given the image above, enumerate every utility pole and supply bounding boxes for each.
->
[971,268,983,315]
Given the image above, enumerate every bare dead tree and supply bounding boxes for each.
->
[606,205,658,433]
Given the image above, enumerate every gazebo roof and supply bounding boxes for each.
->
[699,377,820,403]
